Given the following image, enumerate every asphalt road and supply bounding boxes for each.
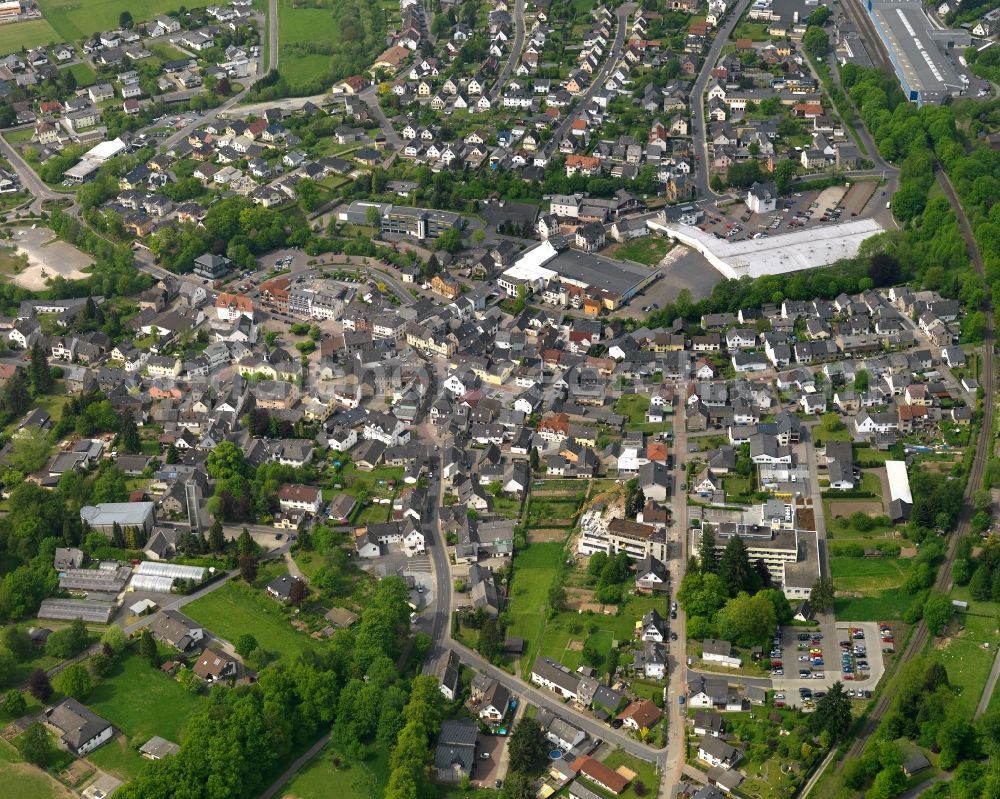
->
[359,85,404,149]
[544,3,635,158]
[490,0,527,101]
[690,0,755,198]
[0,133,65,214]
[267,0,278,73]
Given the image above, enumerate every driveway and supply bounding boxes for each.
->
[470,733,506,788]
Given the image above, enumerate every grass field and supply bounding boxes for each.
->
[602,750,660,798]
[834,587,914,621]
[277,0,334,85]
[0,741,74,799]
[0,19,62,51]
[506,543,563,676]
[37,0,213,41]
[928,611,999,718]
[184,580,317,660]
[65,62,95,87]
[278,743,389,799]
[88,653,202,744]
[614,237,672,266]
[830,557,912,593]
[614,394,650,426]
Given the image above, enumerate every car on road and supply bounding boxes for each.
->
[798,656,810,662]
[814,672,825,679]
[772,669,783,676]
[774,693,785,700]
[798,670,810,678]
[670,632,678,641]
[495,780,503,789]
[678,695,685,705]
[480,753,490,759]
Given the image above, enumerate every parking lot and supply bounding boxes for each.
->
[695,181,885,245]
[770,620,888,708]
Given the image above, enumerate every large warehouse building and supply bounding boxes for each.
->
[866,0,969,104]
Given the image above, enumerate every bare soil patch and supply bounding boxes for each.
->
[527,528,568,542]
[826,500,883,518]
[4,227,92,291]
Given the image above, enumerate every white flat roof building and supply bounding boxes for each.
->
[885,460,912,504]
[647,217,884,279]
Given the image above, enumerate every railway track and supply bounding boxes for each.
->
[843,168,995,761]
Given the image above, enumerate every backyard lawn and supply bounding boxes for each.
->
[278,743,389,799]
[37,0,213,41]
[184,581,317,660]
[65,62,96,87]
[88,653,202,745]
[602,750,661,798]
[0,740,74,799]
[614,394,650,426]
[506,543,564,676]
[614,237,672,266]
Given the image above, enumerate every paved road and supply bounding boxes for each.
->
[544,3,635,158]
[490,0,527,100]
[659,417,689,795]
[267,0,278,73]
[976,645,1000,718]
[359,86,404,149]
[690,0,754,198]
[0,133,65,214]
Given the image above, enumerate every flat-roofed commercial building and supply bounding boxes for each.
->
[867,0,969,104]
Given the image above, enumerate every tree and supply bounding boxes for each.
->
[27,668,51,702]
[2,626,31,661]
[1,689,26,716]
[208,517,225,553]
[240,553,259,583]
[499,769,534,799]
[718,535,758,596]
[588,551,610,579]
[867,766,906,799]
[807,5,831,26]
[138,630,158,666]
[2,367,31,416]
[507,718,547,774]
[810,577,836,612]
[699,527,719,573]
[529,446,540,473]
[289,578,306,605]
[548,583,566,611]
[970,564,992,600]
[774,159,798,194]
[100,625,127,657]
[923,591,952,634]
[56,663,92,699]
[45,619,88,658]
[118,411,141,454]
[810,682,853,741]
[89,651,112,679]
[803,26,829,58]
[478,617,506,662]
[29,340,53,395]
[715,592,777,648]
[0,646,13,686]
[119,10,134,29]
[17,722,52,767]
[7,427,53,476]
[236,633,258,657]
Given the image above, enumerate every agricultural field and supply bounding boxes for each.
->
[36,0,213,42]
[0,19,61,52]
[830,557,912,594]
[183,579,317,660]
